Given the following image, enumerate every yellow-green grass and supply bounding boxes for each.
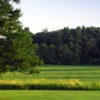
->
[0,79,83,90]
[0,78,100,90]
[0,90,100,100]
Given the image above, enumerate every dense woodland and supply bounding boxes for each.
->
[32,26,100,65]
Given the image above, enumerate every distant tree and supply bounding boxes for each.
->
[61,44,70,64]
[42,28,48,33]
[62,27,70,44]
[24,27,33,36]
[49,45,57,64]
[39,43,49,64]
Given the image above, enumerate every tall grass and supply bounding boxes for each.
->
[0,79,100,90]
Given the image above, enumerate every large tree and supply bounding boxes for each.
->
[0,0,42,75]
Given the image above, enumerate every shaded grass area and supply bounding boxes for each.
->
[0,90,100,100]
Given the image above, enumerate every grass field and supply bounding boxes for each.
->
[2,65,100,84]
[0,90,100,100]
[0,65,100,99]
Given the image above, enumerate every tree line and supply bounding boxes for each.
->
[33,26,100,65]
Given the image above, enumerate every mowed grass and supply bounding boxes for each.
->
[0,90,100,100]
[0,65,100,99]
[2,65,100,84]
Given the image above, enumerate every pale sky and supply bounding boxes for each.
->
[18,0,100,33]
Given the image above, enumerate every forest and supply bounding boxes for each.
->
[32,26,100,65]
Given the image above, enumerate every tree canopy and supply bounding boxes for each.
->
[33,26,100,65]
[0,0,42,75]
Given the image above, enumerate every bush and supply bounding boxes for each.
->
[89,58,100,65]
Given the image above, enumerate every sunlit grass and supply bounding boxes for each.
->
[1,65,100,83]
[0,78,100,90]
[0,65,100,90]
[0,90,100,100]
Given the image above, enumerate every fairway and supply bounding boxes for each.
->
[0,90,100,100]
[2,65,100,84]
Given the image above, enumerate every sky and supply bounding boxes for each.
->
[17,0,100,33]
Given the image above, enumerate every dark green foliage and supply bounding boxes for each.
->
[0,0,42,74]
[33,26,100,65]
[89,58,100,65]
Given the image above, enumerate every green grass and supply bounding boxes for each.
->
[2,65,100,84]
[0,65,100,99]
[0,65,100,90]
[0,90,100,100]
